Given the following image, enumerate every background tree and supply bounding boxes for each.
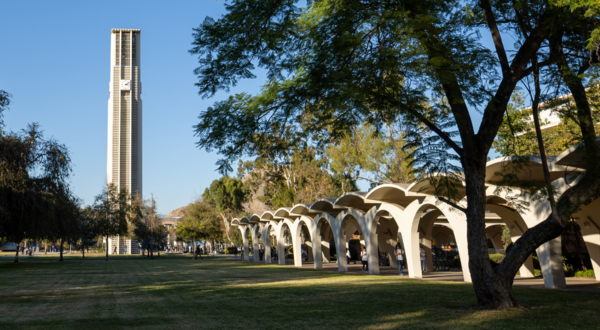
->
[239,147,357,210]
[177,200,221,259]
[130,194,163,259]
[92,183,130,261]
[76,206,97,258]
[326,123,415,188]
[202,176,247,243]
[190,0,600,308]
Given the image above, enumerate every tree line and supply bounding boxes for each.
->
[0,90,168,261]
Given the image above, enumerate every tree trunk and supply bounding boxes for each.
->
[59,237,64,262]
[463,157,523,309]
[82,239,85,258]
[44,240,47,255]
[14,242,20,263]
[193,241,198,260]
[150,236,154,260]
[105,235,109,261]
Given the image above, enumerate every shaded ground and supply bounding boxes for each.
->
[0,255,599,329]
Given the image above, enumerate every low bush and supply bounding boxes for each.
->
[488,254,505,267]
[574,269,595,278]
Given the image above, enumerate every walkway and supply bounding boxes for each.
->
[228,256,600,293]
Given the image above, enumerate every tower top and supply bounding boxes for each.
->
[111,29,141,33]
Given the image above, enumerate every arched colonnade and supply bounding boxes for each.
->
[230,148,600,288]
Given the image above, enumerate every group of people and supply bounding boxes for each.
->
[393,244,428,276]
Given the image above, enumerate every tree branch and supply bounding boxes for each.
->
[480,0,510,74]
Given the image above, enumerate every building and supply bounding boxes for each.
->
[107,28,143,255]
[231,142,600,288]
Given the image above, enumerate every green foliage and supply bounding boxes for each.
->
[239,148,357,210]
[177,200,223,242]
[501,225,513,251]
[0,91,79,253]
[326,123,415,186]
[574,269,596,278]
[489,254,506,267]
[130,195,166,255]
[551,0,600,50]
[493,90,600,157]
[202,176,247,242]
[203,177,247,216]
[92,183,130,242]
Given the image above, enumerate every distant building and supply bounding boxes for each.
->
[107,28,143,255]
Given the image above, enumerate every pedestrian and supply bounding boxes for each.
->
[394,244,404,276]
[259,247,264,261]
[361,247,368,272]
[346,248,351,265]
[420,246,427,273]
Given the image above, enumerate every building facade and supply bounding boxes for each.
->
[107,29,142,255]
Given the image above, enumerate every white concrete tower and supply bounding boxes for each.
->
[107,29,142,196]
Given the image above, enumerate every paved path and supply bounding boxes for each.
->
[226,255,600,293]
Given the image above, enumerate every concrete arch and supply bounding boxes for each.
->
[292,216,315,267]
[486,186,565,288]
[402,197,471,282]
[313,214,338,270]
[237,225,250,261]
[572,195,600,281]
[374,203,407,270]
[249,223,262,263]
[260,221,277,264]
[364,205,407,273]
[485,204,535,278]
[276,219,295,265]
[335,208,372,273]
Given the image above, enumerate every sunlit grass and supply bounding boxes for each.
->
[0,257,598,329]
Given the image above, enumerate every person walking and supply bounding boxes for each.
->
[420,246,427,273]
[361,247,368,272]
[394,244,404,276]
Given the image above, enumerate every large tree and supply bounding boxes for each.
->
[190,0,600,308]
[0,91,78,262]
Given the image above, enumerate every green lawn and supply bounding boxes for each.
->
[0,256,599,329]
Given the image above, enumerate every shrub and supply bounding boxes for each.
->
[226,247,236,254]
[488,253,505,267]
[574,269,595,278]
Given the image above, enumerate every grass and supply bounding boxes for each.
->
[0,256,599,329]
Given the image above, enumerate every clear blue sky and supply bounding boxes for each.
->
[1,1,507,215]
[0,0,267,215]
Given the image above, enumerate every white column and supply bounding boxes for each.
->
[252,224,261,263]
[262,225,271,264]
[312,223,323,269]
[293,222,303,267]
[536,237,567,288]
[277,223,286,265]
[242,227,249,261]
